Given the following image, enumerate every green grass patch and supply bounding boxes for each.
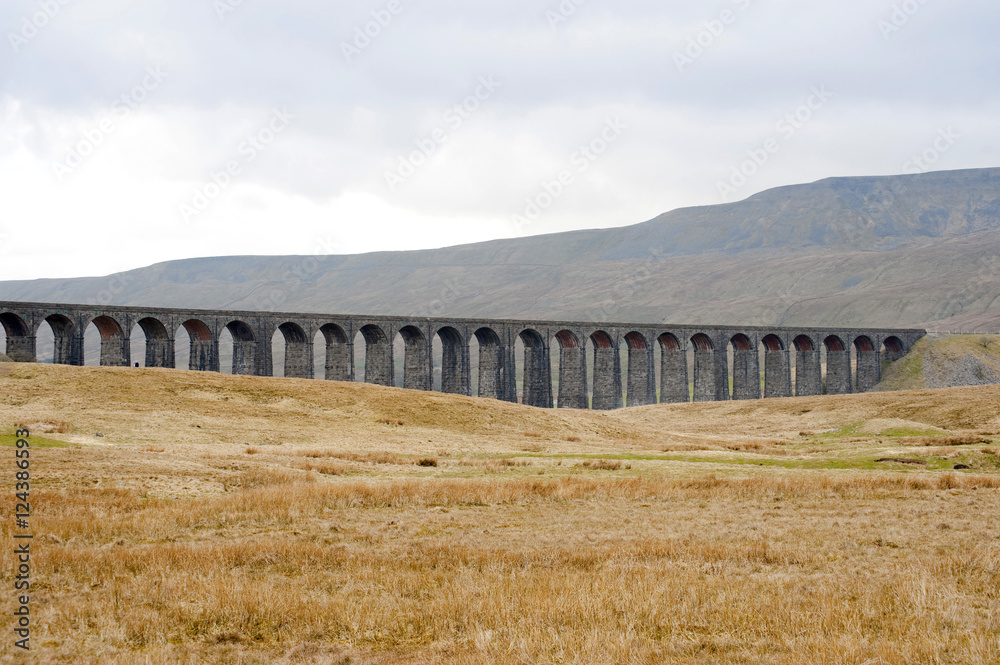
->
[0,433,73,448]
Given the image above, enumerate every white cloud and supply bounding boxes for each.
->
[0,0,998,279]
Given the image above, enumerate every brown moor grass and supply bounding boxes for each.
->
[1,364,1000,663]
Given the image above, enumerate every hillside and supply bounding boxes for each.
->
[877,335,1000,391]
[2,167,999,328]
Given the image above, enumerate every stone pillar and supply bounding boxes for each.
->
[365,338,393,387]
[856,350,880,393]
[660,349,688,403]
[284,340,313,379]
[592,344,622,410]
[558,344,588,409]
[714,346,730,402]
[478,342,503,400]
[522,344,553,408]
[825,350,852,394]
[731,348,760,400]
[440,338,469,395]
[6,335,36,362]
[325,339,352,381]
[795,350,821,396]
[764,349,792,398]
[403,338,431,391]
[626,345,655,407]
[233,340,256,375]
[190,340,219,372]
[145,338,175,369]
[100,334,130,367]
[693,350,716,402]
[503,344,519,403]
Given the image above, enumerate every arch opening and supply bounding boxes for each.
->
[225,320,256,375]
[435,326,467,395]
[87,315,128,367]
[519,329,551,408]
[0,312,33,362]
[359,324,391,386]
[132,317,172,368]
[181,319,216,371]
[276,322,311,379]
[395,325,430,391]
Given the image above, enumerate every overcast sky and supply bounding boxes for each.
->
[1,0,997,280]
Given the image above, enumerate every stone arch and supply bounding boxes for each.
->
[474,327,504,400]
[730,334,759,400]
[225,320,256,375]
[89,315,129,367]
[760,334,791,399]
[320,323,350,381]
[555,330,586,409]
[396,325,430,391]
[276,322,312,379]
[690,333,715,402]
[359,324,392,386]
[0,312,34,362]
[135,316,173,368]
[519,328,552,408]
[883,336,905,358]
[435,326,468,395]
[589,331,620,410]
[181,319,217,371]
[38,314,78,365]
[854,335,879,393]
[624,331,653,407]
[824,335,851,395]
[658,333,688,403]
[792,334,821,396]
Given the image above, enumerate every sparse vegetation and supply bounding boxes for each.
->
[1,363,1000,663]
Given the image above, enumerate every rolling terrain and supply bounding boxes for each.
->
[2,167,1000,329]
[1,362,999,663]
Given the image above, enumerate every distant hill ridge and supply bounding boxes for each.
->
[2,167,1000,329]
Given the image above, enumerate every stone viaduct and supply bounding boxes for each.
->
[0,301,925,409]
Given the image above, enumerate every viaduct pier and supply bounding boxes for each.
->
[0,301,925,409]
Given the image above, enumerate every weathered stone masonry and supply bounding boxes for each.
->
[0,301,924,410]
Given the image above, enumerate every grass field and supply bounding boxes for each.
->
[1,363,999,664]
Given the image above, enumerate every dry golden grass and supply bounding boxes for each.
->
[1,364,999,663]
